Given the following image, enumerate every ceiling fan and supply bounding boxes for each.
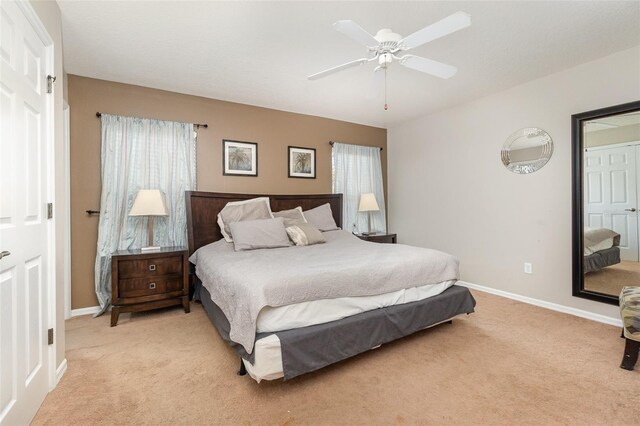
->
[308,12,471,82]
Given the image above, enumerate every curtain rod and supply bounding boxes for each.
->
[329,141,383,151]
[96,112,208,129]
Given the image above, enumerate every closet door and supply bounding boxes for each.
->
[584,145,638,261]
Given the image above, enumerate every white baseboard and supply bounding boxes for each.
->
[55,358,67,385]
[458,280,622,328]
[70,305,101,317]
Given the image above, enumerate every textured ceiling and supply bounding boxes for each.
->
[58,1,640,128]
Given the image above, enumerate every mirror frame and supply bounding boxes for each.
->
[571,100,640,305]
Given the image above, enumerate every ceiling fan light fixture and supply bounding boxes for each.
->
[378,53,392,68]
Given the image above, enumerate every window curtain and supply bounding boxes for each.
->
[94,114,197,314]
[332,142,386,234]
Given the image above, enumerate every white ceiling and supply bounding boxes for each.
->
[58,1,640,128]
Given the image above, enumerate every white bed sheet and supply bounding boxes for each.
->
[256,279,456,333]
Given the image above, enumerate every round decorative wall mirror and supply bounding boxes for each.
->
[501,127,554,174]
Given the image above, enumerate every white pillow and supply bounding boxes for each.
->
[303,203,339,232]
[217,197,273,242]
[273,206,308,227]
[286,222,325,246]
[230,217,292,251]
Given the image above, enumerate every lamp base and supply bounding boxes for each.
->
[140,246,161,253]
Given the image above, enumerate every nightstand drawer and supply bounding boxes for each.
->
[118,256,183,278]
[118,276,183,298]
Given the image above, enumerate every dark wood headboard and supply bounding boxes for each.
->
[185,191,343,255]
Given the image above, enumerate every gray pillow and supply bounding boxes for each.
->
[303,203,339,231]
[217,197,273,242]
[286,223,325,246]
[273,206,307,227]
[229,217,292,251]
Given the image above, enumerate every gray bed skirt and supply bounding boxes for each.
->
[584,246,620,273]
[195,280,476,380]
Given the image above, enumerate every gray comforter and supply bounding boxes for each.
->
[190,230,459,353]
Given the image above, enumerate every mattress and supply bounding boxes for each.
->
[257,279,455,333]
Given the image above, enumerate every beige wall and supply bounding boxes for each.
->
[585,123,640,147]
[69,75,387,309]
[388,46,640,321]
[30,0,66,373]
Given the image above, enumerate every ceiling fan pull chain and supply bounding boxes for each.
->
[384,67,388,110]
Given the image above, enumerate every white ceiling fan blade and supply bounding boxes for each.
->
[333,20,379,48]
[400,11,471,50]
[308,58,370,80]
[399,55,458,79]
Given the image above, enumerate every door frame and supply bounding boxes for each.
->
[14,0,58,391]
[572,100,640,305]
[64,102,70,320]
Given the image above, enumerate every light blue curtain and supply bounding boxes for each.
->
[332,142,386,234]
[95,114,197,314]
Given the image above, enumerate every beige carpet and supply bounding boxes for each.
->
[584,260,640,296]
[33,290,637,426]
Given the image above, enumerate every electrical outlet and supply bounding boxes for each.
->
[524,262,533,274]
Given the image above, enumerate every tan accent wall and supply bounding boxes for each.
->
[69,75,387,309]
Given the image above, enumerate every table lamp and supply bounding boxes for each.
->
[129,189,168,252]
[358,193,380,236]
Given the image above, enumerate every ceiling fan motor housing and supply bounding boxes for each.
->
[373,29,402,53]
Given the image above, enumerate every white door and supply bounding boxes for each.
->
[584,145,639,261]
[0,1,52,424]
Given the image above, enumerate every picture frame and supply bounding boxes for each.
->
[223,140,258,176]
[288,146,316,179]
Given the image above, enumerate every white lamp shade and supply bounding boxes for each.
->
[129,189,168,216]
[358,193,380,212]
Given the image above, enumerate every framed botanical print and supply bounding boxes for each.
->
[288,146,316,179]
[223,140,258,176]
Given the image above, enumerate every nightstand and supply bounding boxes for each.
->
[357,233,397,244]
[110,247,189,326]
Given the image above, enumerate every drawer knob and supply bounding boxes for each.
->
[149,282,156,290]
[149,264,156,271]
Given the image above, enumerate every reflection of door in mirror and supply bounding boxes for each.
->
[583,111,640,297]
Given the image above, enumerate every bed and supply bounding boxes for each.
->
[583,227,621,273]
[186,191,476,382]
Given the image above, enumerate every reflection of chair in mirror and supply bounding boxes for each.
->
[619,286,640,370]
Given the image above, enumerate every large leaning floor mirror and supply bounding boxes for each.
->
[573,100,640,304]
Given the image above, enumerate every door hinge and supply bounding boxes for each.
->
[46,75,56,94]
[48,328,54,345]
[47,203,53,219]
